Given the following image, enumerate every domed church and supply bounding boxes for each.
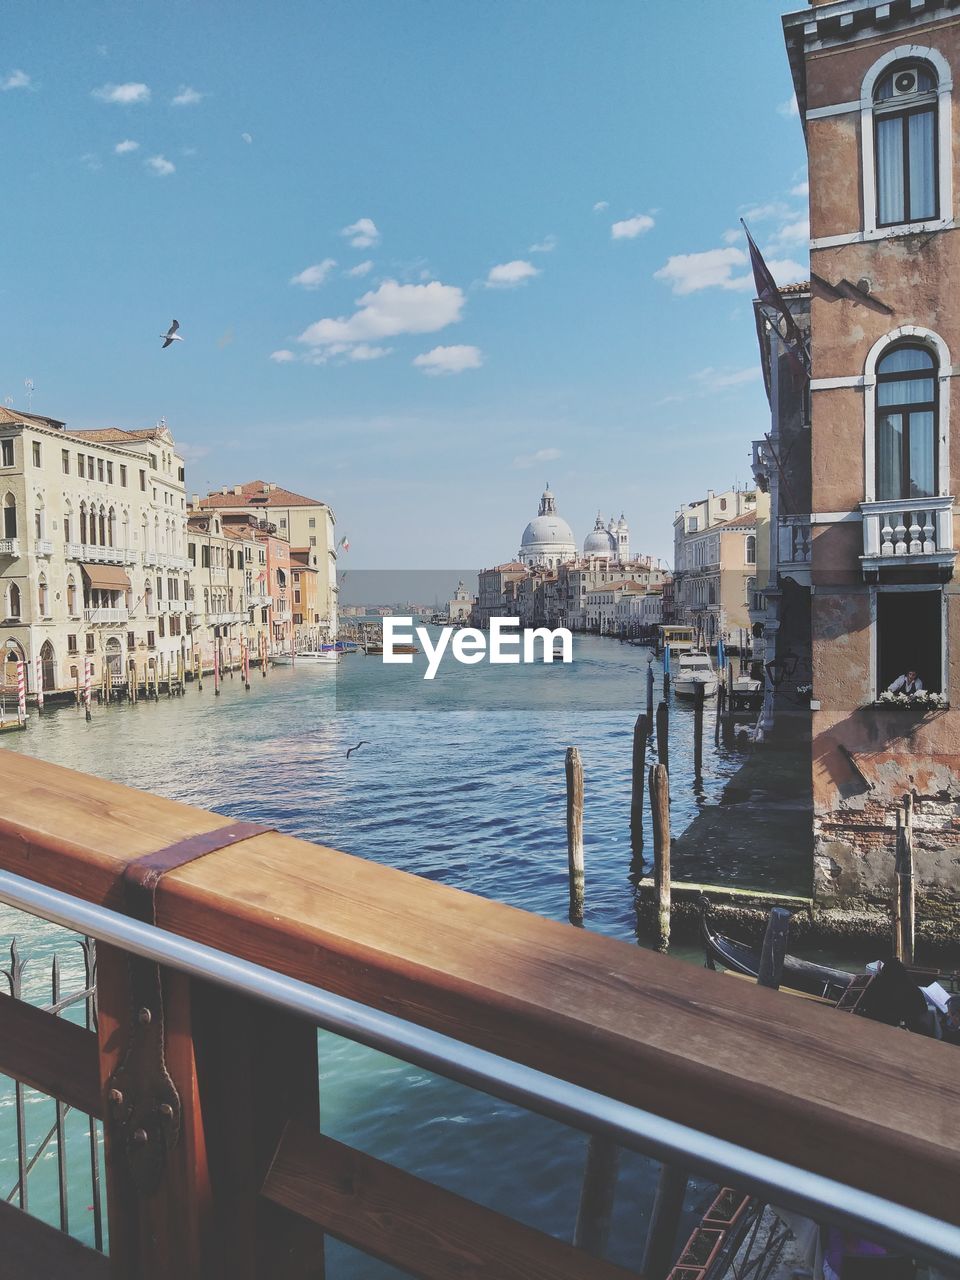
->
[583,512,630,563]
[518,485,578,569]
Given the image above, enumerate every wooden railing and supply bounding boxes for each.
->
[0,751,959,1279]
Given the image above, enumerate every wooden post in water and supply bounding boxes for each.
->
[663,644,670,696]
[655,700,669,773]
[566,746,585,925]
[630,714,648,850]
[196,646,203,693]
[715,681,725,746]
[894,794,915,965]
[642,1163,688,1280]
[693,681,705,781]
[214,636,221,697]
[573,1135,619,1258]
[649,762,670,951]
[757,907,791,990]
[646,660,654,734]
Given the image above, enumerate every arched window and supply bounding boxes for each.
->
[37,575,48,617]
[80,502,88,545]
[745,535,756,565]
[876,344,937,500]
[2,493,17,540]
[7,584,21,619]
[66,575,77,616]
[873,61,938,227]
[108,506,116,547]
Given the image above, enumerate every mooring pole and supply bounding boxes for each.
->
[566,746,585,925]
[693,680,705,782]
[656,700,669,773]
[630,713,648,851]
[650,762,670,952]
[894,794,915,965]
[646,660,655,734]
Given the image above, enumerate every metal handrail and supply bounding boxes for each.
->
[2,867,959,1267]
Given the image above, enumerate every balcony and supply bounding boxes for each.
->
[83,607,129,625]
[0,537,20,557]
[67,542,138,566]
[861,497,956,579]
[777,517,812,574]
[34,538,53,556]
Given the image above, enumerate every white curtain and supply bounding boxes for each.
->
[908,109,936,220]
[909,409,935,497]
[876,116,905,224]
[877,412,904,500]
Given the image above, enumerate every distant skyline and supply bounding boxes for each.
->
[1,0,806,568]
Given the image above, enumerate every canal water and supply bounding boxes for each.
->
[0,636,797,1274]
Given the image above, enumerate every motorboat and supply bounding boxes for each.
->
[674,650,718,698]
[294,650,339,664]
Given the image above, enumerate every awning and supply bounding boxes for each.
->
[80,563,131,592]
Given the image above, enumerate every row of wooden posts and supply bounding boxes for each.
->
[566,660,710,952]
[57,633,277,722]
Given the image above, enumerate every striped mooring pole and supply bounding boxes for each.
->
[16,662,26,725]
[34,654,44,713]
[84,657,92,722]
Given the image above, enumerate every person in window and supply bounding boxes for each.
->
[887,669,923,695]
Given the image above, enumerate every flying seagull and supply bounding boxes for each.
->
[345,741,369,759]
[160,319,182,349]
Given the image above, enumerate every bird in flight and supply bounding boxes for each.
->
[160,319,182,349]
[345,741,369,759]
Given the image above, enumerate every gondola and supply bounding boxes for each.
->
[699,898,854,1001]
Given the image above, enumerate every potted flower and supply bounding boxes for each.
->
[874,689,947,710]
[795,683,813,705]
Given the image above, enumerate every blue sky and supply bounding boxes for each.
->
[1,0,808,568]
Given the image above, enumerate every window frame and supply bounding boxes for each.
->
[873,76,939,229]
[874,343,938,500]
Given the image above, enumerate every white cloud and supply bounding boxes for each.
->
[695,366,763,392]
[485,260,539,288]
[270,349,296,363]
[345,260,374,278]
[593,200,609,212]
[791,180,809,197]
[80,153,102,172]
[298,279,465,351]
[93,82,150,105]
[654,247,752,295]
[348,344,391,361]
[769,217,810,247]
[1,69,31,91]
[146,154,175,176]
[741,200,792,223]
[722,227,742,245]
[114,139,139,154]
[413,345,483,376]
[290,259,337,289]
[171,86,203,106]
[611,214,655,240]
[513,446,561,470]
[763,257,807,287]
[341,217,380,248]
[778,93,800,118]
[241,132,253,144]
[529,234,558,253]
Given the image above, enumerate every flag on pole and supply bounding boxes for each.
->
[338,535,350,553]
[741,220,809,378]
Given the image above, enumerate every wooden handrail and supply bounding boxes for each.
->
[0,991,102,1117]
[1,750,959,1229]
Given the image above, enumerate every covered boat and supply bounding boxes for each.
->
[674,651,718,698]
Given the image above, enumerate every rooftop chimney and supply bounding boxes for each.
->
[234,485,243,496]
[191,494,199,507]
[221,487,229,495]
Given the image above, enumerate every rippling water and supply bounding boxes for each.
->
[0,637,767,1274]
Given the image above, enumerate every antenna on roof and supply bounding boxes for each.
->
[24,379,34,412]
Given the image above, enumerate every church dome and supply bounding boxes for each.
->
[518,485,577,567]
[584,513,617,557]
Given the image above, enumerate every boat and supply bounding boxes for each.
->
[674,650,718,698]
[658,625,696,654]
[292,650,339,664]
[699,899,853,1000]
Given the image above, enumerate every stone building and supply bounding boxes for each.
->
[517,485,578,570]
[197,481,337,640]
[474,562,527,629]
[447,579,474,623]
[186,511,269,666]
[0,408,191,694]
[672,488,765,645]
[783,0,960,929]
